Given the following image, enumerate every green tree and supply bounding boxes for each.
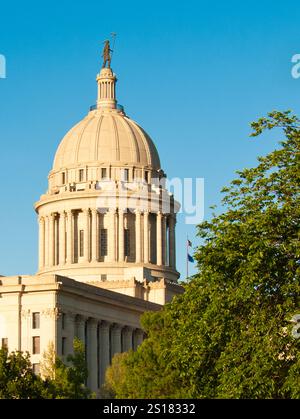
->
[101,352,130,398]
[109,110,300,399]
[41,338,92,399]
[0,347,44,399]
[0,338,92,399]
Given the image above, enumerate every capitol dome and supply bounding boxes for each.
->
[48,66,163,193]
[35,59,179,287]
[53,109,161,172]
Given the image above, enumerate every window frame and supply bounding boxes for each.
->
[32,312,40,329]
[1,338,8,349]
[124,228,130,257]
[124,168,129,182]
[100,228,108,256]
[79,229,84,257]
[101,168,107,179]
[79,169,84,182]
[32,336,40,355]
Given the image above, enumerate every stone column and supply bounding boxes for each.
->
[156,211,162,266]
[83,209,90,262]
[162,214,167,265]
[38,216,45,270]
[87,318,98,392]
[65,313,76,358]
[56,311,63,357]
[135,210,141,263]
[122,326,133,352]
[99,321,111,386]
[75,315,86,345]
[118,209,124,262]
[169,214,176,269]
[49,213,55,267]
[54,215,58,266]
[133,329,144,351]
[44,216,49,267]
[91,208,98,262]
[66,210,73,264]
[143,211,149,263]
[108,209,116,262]
[111,323,122,358]
[59,212,66,266]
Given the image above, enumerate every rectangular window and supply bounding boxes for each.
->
[100,229,108,256]
[62,313,66,330]
[32,337,40,355]
[101,274,107,282]
[62,172,66,185]
[62,337,66,356]
[32,312,40,329]
[101,168,107,179]
[32,363,40,376]
[79,230,84,257]
[144,171,149,183]
[124,168,129,182]
[79,169,84,182]
[124,229,130,257]
[1,338,8,349]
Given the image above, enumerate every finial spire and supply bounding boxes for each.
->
[96,36,118,110]
[96,67,117,109]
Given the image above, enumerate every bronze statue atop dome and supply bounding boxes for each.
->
[102,40,113,69]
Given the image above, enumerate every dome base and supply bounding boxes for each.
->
[37,262,180,284]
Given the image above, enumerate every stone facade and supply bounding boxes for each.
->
[0,275,162,389]
[0,56,183,393]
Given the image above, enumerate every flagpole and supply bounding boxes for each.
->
[186,235,189,280]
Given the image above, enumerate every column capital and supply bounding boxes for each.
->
[65,312,76,322]
[123,325,134,333]
[88,317,99,330]
[100,320,112,330]
[82,208,90,214]
[75,314,87,325]
[111,322,123,332]
[135,328,144,336]
[91,207,98,215]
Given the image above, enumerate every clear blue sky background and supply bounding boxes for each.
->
[0,0,300,279]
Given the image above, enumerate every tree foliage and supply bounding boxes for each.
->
[101,352,130,398]
[0,338,92,399]
[39,337,91,399]
[0,348,44,399]
[106,111,300,399]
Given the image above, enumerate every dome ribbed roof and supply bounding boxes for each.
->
[53,109,161,171]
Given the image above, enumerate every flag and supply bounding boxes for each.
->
[187,239,192,247]
[188,253,194,263]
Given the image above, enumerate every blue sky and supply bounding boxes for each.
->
[0,0,300,278]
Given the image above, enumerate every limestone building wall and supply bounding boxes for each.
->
[0,274,161,392]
